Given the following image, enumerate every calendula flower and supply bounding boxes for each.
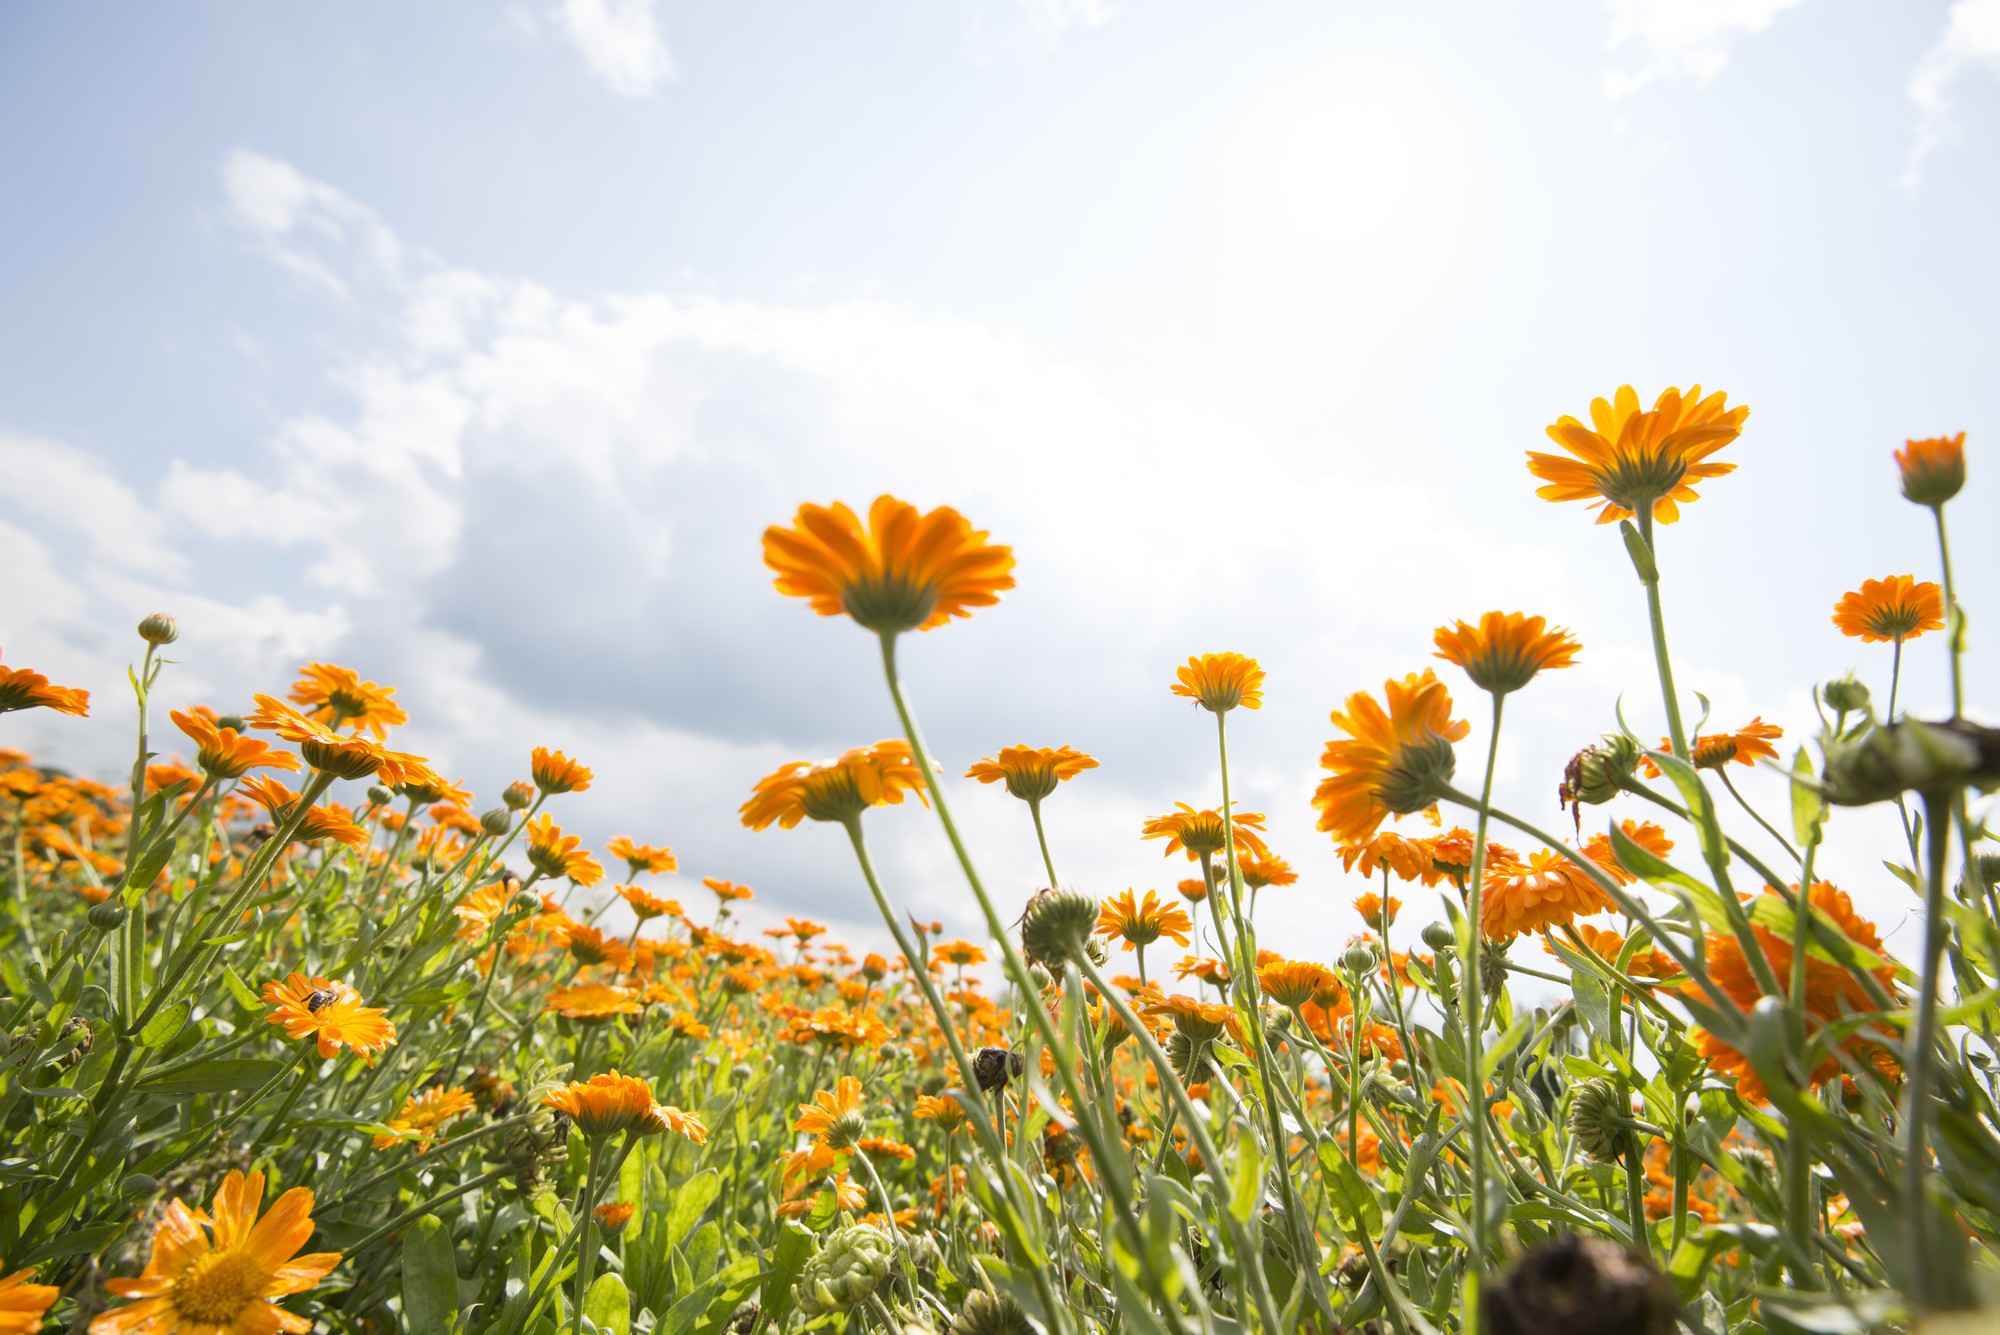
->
[1175,877,1210,903]
[1579,820,1675,887]
[1143,993,1239,1043]
[0,663,89,718]
[617,884,680,922]
[964,745,1098,802]
[238,778,371,849]
[523,814,604,887]
[530,746,592,795]
[1239,856,1296,890]
[1683,883,1899,1102]
[914,1093,967,1132]
[1175,955,1230,989]
[1313,670,1470,845]
[542,1071,659,1138]
[705,877,754,902]
[593,1203,635,1235]
[858,1136,916,1161]
[1480,849,1610,940]
[1171,653,1265,713]
[1529,384,1749,524]
[763,495,1016,635]
[246,695,435,787]
[563,924,630,969]
[547,983,644,1020]
[1644,717,1783,774]
[607,836,677,877]
[1433,611,1580,696]
[646,1103,709,1144]
[262,973,397,1064]
[0,1267,58,1334]
[1141,803,1271,862]
[739,741,930,830]
[934,940,987,967]
[1256,958,1345,1010]
[794,1075,867,1150]
[1097,889,1194,951]
[1558,924,1677,982]
[371,1086,475,1150]
[88,1169,341,1335]
[1338,832,1436,885]
[1354,893,1401,928]
[1832,575,1945,644]
[1893,432,1966,507]
[287,663,407,740]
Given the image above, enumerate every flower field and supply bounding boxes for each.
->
[0,388,1995,1334]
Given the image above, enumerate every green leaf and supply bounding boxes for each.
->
[758,1220,815,1331]
[664,1169,719,1249]
[1645,748,1729,871]
[21,1221,123,1264]
[139,1000,190,1049]
[1229,1122,1263,1222]
[1568,967,1615,1045]
[1313,1137,1383,1239]
[1788,748,1826,848]
[222,966,263,1012]
[582,1272,631,1335]
[1619,519,1658,584]
[401,1216,460,1334]
[137,1058,286,1094]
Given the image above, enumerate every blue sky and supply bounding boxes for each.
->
[1,0,1994,965]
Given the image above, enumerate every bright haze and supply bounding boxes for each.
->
[1,1,1993,966]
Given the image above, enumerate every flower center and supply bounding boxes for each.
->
[840,572,940,635]
[1588,442,1688,513]
[172,1249,266,1324]
[1863,602,1924,639]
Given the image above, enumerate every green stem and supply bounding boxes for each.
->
[1635,510,1690,759]
[1900,792,1952,1310]
[1931,506,1963,717]
[1026,797,1061,890]
[572,1137,603,1335]
[1461,692,1505,1284]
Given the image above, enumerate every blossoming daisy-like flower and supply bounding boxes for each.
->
[793,1075,866,1150]
[1337,831,1436,885]
[262,973,398,1064]
[523,814,605,887]
[1354,893,1401,928]
[763,495,1016,635]
[1644,717,1783,775]
[541,1071,659,1138]
[1832,575,1945,644]
[171,710,300,781]
[1432,611,1580,696]
[1256,958,1345,1010]
[914,1092,967,1132]
[963,745,1098,802]
[1170,653,1265,714]
[617,884,680,922]
[1682,882,1899,1102]
[1558,924,1676,982]
[1480,848,1610,940]
[246,695,436,788]
[0,662,89,718]
[371,1086,476,1150]
[1312,670,1470,845]
[704,877,754,902]
[1239,856,1296,891]
[547,983,644,1021]
[1579,820,1674,886]
[287,663,408,740]
[1528,384,1749,524]
[607,836,677,877]
[934,939,987,967]
[237,778,371,849]
[593,1203,635,1235]
[1097,889,1194,951]
[1141,803,1271,862]
[739,741,931,831]
[0,1267,58,1333]
[1175,876,1210,903]
[530,746,592,795]
[87,1169,341,1335]
[1893,432,1966,507]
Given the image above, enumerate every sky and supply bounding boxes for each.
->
[1,0,1994,973]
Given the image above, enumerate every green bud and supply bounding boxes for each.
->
[366,785,394,808]
[1019,890,1100,969]
[1822,717,2000,806]
[1421,920,1456,952]
[1822,675,1870,714]
[950,1290,1034,1335]
[1567,1077,1626,1163]
[120,1173,160,1200]
[1561,734,1640,812]
[215,715,246,732]
[136,613,179,645]
[795,1222,895,1318]
[1342,944,1377,975]
[480,808,513,836]
[87,900,129,932]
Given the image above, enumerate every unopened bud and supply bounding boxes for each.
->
[1421,921,1457,952]
[481,808,513,836]
[1567,1077,1625,1163]
[366,785,394,808]
[1822,676,1870,714]
[1823,718,2000,806]
[1560,734,1639,813]
[136,613,179,645]
[502,781,534,811]
[1343,944,1377,976]
[87,900,128,932]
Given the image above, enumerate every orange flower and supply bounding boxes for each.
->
[1354,893,1401,928]
[288,662,408,739]
[1558,924,1677,981]
[914,1092,967,1132]
[593,1203,635,1235]
[1893,432,1965,507]
[1256,958,1345,1010]
[934,939,987,967]
[1338,832,1436,885]
[740,741,931,831]
[964,745,1097,802]
[607,836,677,876]
[763,495,1016,635]
[1312,670,1469,844]
[1175,955,1230,989]
[523,814,605,887]
[1683,883,1899,1102]
[1645,717,1782,775]
[793,1075,866,1149]
[1480,849,1610,940]
[1175,877,1210,904]
[1240,856,1296,890]
[1832,575,1945,644]
[1433,611,1580,696]
[262,973,397,1064]
[547,983,643,1020]
[246,695,435,787]
[1529,384,1749,524]
[1171,652,1265,714]
[1097,889,1193,951]
[543,1071,670,1138]
[704,877,754,902]
[617,884,680,922]
[530,746,592,795]
[0,663,89,718]
[0,1268,58,1334]
[1143,992,1240,1043]
[88,1170,340,1335]
[1579,819,1675,886]
[1141,803,1271,862]
[371,1086,475,1150]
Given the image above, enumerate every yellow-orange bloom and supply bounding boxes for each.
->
[1141,803,1271,862]
[546,983,644,1020]
[1338,831,1437,885]
[0,663,89,718]
[1312,670,1469,845]
[740,741,931,830]
[914,1092,967,1132]
[1354,893,1401,928]
[617,884,680,922]
[287,662,408,740]
[934,939,987,966]
[1240,856,1296,890]
[593,1203,635,1235]
[1097,889,1193,951]
[1256,958,1345,1010]
[262,973,397,1064]
[246,695,436,787]
[793,1075,866,1149]
[0,1268,58,1334]
[704,877,754,902]
[1171,652,1265,714]
[1645,717,1783,775]
[523,815,605,887]
[763,495,1016,635]
[1529,384,1749,524]
[1832,575,1945,644]
[371,1086,476,1150]
[607,836,677,876]
[964,745,1097,802]
[1579,819,1675,887]
[1893,432,1965,507]
[1480,849,1611,940]
[238,777,371,849]
[1433,611,1580,696]
[88,1170,341,1335]
[530,746,592,795]
[171,709,299,780]
[542,1071,659,1138]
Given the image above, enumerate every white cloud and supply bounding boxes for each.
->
[1016,0,1114,38]
[0,432,186,579]
[1601,0,1805,97]
[1904,0,2000,184]
[220,148,408,297]
[551,0,675,98]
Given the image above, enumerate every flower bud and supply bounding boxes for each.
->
[1342,944,1377,976]
[215,715,247,733]
[366,785,394,808]
[1822,675,1870,714]
[503,781,534,811]
[119,1173,160,1200]
[480,808,513,836]
[87,899,129,932]
[1560,734,1639,814]
[795,1222,895,1318]
[1822,717,2000,806]
[949,1290,1034,1335]
[1895,433,1966,508]
[1019,890,1100,968]
[1421,920,1456,952]
[1567,1077,1625,1163]
[136,613,179,645]
[593,1201,635,1236]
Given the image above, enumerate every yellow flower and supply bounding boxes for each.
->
[1832,575,1945,644]
[1432,611,1580,696]
[704,877,754,902]
[371,1086,476,1150]
[1893,432,1965,507]
[261,973,397,1065]
[1097,889,1193,951]
[246,695,437,788]
[530,746,592,795]
[607,836,677,876]
[543,1071,661,1138]
[763,495,1016,635]
[0,663,89,718]
[793,1075,867,1150]
[964,745,1097,802]
[1480,849,1610,940]
[617,884,680,922]
[1171,653,1265,713]
[0,1267,58,1335]
[523,814,605,887]
[1529,384,1748,524]
[1312,670,1469,845]
[88,1170,341,1335]
[913,1093,967,1132]
[1239,856,1296,891]
[287,662,408,739]
[1141,803,1271,862]
[546,983,644,1020]
[1256,958,1344,1010]
[739,741,931,830]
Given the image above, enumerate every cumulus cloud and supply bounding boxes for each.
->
[1600,0,1806,96]
[551,0,675,98]
[1904,0,2000,184]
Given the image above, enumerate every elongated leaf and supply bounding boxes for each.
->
[1789,748,1826,848]
[665,1169,720,1249]
[402,1216,460,1334]
[758,1219,814,1330]
[1314,1137,1383,1238]
[137,1058,286,1094]
[139,1000,189,1049]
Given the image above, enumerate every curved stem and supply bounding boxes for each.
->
[1461,691,1505,1281]
[1718,769,1800,864]
[1026,797,1061,890]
